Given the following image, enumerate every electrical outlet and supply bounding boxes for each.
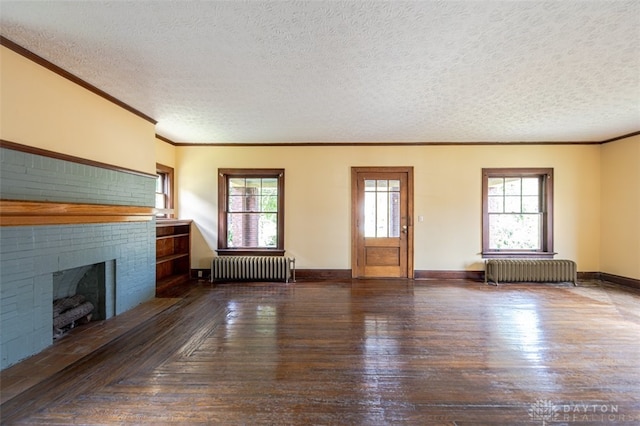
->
[197,270,203,278]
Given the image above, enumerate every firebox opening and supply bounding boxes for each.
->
[52,261,115,339]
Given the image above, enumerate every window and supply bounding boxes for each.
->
[218,169,284,256]
[156,164,174,218]
[482,168,554,258]
[364,179,401,238]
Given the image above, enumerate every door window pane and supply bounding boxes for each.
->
[389,191,400,237]
[376,192,388,237]
[364,179,401,238]
[364,192,376,237]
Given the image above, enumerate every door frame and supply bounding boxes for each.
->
[351,166,414,279]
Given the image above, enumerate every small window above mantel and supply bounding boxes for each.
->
[155,163,175,219]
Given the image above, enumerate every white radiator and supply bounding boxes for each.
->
[211,256,295,283]
[485,259,577,286]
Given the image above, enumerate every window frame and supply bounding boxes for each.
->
[155,163,175,219]
[217,168,285,256]
[482,167,554,258]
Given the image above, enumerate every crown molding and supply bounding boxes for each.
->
[600,131,640,144]
[0,36,157,125]
[172,140,603,147]
[155,134,177,145]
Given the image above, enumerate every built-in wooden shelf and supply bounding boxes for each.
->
[156,219,192,295]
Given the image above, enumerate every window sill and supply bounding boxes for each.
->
[482,251,556,259]
[216,249,285,257]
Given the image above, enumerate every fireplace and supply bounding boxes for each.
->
[52,261,116,338]
[1,145,156,370]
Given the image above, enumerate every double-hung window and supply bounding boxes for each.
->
[482,168,554,258]
[217,169,285,256]
[155,163,174,218]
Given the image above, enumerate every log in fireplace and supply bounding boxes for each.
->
[52,261,115,338]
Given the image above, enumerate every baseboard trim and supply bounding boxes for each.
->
[193,267,639,289]
[599,272,640,290]
[295,270,486,281]
[414,270,484,281]
[577,271,601,281]
[295,269,352,281]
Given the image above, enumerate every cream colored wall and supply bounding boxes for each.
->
[4,40,631,278]
[0,46,155,174]
[177,144,601,272]
[155,138,176,169]
[601,136,640,280]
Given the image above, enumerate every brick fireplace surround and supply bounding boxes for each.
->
[0,145,156,370]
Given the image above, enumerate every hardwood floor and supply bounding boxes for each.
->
[1,279,639,425]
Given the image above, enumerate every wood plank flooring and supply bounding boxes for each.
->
[1,279,639,425]
[0,296,182,405]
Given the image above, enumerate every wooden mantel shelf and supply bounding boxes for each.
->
[0,200,154,226]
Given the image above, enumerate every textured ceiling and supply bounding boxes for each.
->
[1,1,639,144]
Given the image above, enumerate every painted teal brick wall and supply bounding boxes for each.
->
[0,147,154,206]
[0,147,156,370]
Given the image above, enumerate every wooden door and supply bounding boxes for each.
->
[352,167,413,278]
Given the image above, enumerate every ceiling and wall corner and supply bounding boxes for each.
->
[0,1,638,145]
[0,44,157,174]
